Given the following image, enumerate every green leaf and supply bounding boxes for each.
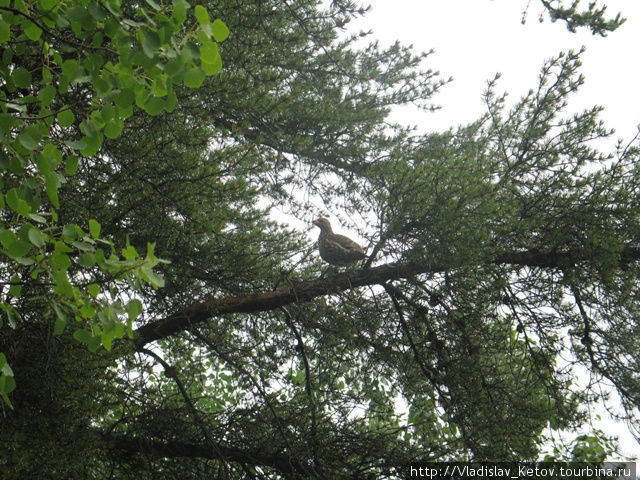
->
[141,266,165,288]
[61,59,80,80]
[42,143,63,166]
[134,84,149,108]
[28,213,47,223]
[53,304,67,334]
[82,133,104,156]
[87,2,107,20]
[211,19,229,42]
[72,241,94,251]
[165,89,178,112]
[184,67,205,88]
[27,227,45,247]
[143,96,165,115]
[73,329,93,344]
[100,104,115,123]
[12,67,31,88]
[114,88,133,109]
[197,26,211,43]
[78,252,96,266]
[35,154,54,175]
[145,0,161,10]
[95,248,107,269]
[0,372,16,409]
[87,336,101,352]
[89,219,101,239]
[172,0,188,25]
[14,256,35,266]
[122,243,138,260]
[0,113,15,134]
[126,299,143,321]
[0,304,19,329]
[87,283,100,297]
[53,316,67,335]
[27,123,46,140]
[56,238,75,252]
[114,321,125,338]
[5,188,31,216]
[65,155,79,175]
[80,302,96,319]
[45,173,59,208]
[200,40,219,64]
[22,20,43,40]
[194,5,209,25]
[80,117,100,137]
[202,55,222,76]
[7,240,31,258]
[65,136,97,156]
[41,66,52,83]
[37,85,57,106]
[101,330,115,351]
[61,225,78,241]
[140,30,160,58]
[9,275,21,297]
[51,250,71,271]
[0,353,9,372]
[92,76,110,96]
[39,0,57,9]
[53,270,73,296]
[164,58,184,79]
[18,132,38,150]
[57,109,75,127]
[0,19,10,43]
[151,76,168,97]
[65,133,89,150]
[0,229,16,249]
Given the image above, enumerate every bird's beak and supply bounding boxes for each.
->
[312,219,320,226]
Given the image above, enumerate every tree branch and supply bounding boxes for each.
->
[133,245,640,348]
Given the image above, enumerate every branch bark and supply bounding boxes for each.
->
[133,245,640,348]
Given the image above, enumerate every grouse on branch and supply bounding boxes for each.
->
[312,217,366,265]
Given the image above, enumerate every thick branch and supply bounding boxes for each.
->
[134,246,640,348]
[135,258,439,347]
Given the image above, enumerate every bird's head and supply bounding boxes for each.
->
[312,217,332,232]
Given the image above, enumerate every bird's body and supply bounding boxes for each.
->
[312,217,366,265]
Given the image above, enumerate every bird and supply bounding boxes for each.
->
[312,217,366,265]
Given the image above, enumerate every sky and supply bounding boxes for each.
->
[349,0,640,459]
[352,0,640,144]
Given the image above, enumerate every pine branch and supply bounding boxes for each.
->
[133,245,640,348]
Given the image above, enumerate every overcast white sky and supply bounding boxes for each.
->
[354,0,640,143]
[351,0,640,459]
